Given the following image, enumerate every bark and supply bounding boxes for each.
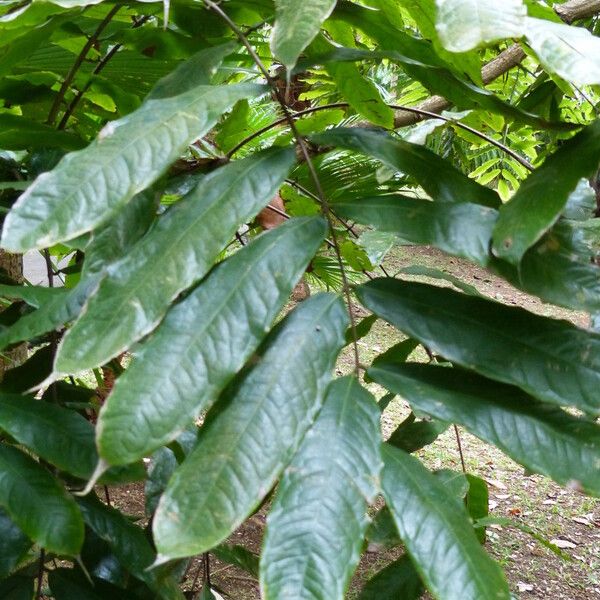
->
[393,0,600,129]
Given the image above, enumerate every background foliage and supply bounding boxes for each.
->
[0,0,599,598]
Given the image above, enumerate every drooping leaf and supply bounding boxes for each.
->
[0,394,143,484]
[525,17,600,86]
[77,495,185,600]
[96,215,325,465]
[260,376,382,599]
[387,416,449,453]
[399,265,482,296]
[358,555,424,600]
[0,508,31,578]
[0,345,53,393]
[147,42,237,99]
[0,82,263,252]
[381,444,510,599]
[466,474,489,543]
[435,0,526,52]
[153,293,348,560]
[370,363,600,497]
[492,120,600,263]
[48,569,131,600]
[357,278,600,415]
[271,0,337,69]
[311,128,501,208]
[0,444,83,555]
[212,545,260,578]
[55,148,297,375]
[331,195,497,265]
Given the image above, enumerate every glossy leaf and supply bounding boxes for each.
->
[153,293,348,560]
[0,444,83,555]
[0,508,31,578]
[1,82,263,252]
[525,17,600,86]
[381,444,510,599]
[260,376,382,599]
[77,495,185,600]
[492,120,600,263]
[272,0,337,69]
[0,394,143,483]
[55,148,297,375]
[357,278,600,415]
[97,216,324,465]
[435,0,526,52]
[311,128,500,208]
[0,284,68,309]
[370,363,600,497]
[358,555,423,600]
[331,195,497,265]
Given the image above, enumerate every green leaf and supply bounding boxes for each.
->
[311,128,501,208]
[524,17,600,86]
[0,284,68,309]
[0,508,32,578]
[0,444,83,555]
[492,120,600,263]
[435,0,526,52]
[357,278,600,416]
[466,474,489,543]
[0,345,53,393]
[54,148,297,375]
[399,265,482,296]
[358,555,423,600]
[381,444,510,600]
[0,114,85,151]
[0,82,264,252]
[326,61,394,128]
[96,215,325,466]
[331,195,497,265]
[48,569,131,600]
[77,495,185,600]
[147,42,237,99]
[387,416,449,453]
[345,314,378,345]
[0,573,34,600]
[212,545,259,578]
[0,394,143,484]
[153,293,348,560]
[272,0,337,69]
[260,377,381,599]
[371,363,600,497]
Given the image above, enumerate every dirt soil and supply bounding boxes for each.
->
[105,246,599,600]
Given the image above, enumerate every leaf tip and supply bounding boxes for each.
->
[75,459,110,496]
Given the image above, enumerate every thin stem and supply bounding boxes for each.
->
[58,15,151,130]
[454,424,467,474]
[47,4,121,126]
[228,102,534,171]
[204,0,362,374]
[103,485,111,505]
[43,250,54,288]
[203,552,211,589]
[35,549,45,600]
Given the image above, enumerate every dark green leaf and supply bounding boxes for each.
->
[48,569,131,600]
[153,293,348,560]
[388,417,449,453]
[1,83,264,252]
[357,278,600,415]
[370,363,600,496]
[358,555,423,600]
[0,508,31,578]
[97,216,324,466]
[55,148,297,375]
[381,444,510,599]
[345,314,377,345]
[331,195,497,265]
[0,572,34,600]
[0,114,85,151]
[0,284,68,309]
[492,120,600,263]
[0,444,83,555]
[212,545,259,578]
[0,345,53,393]
[77,495,185,600]
[0,394,143,484]
[260,377,381,599]
[466,474,489,543]
[311,128,500,208]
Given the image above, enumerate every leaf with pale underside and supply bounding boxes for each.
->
[435,0,526,52]
[357,278,600,416]
[97,216,325,466]
[370,363,600,497]
[0,82,263,252]
[54,148,296,375]
[260,376,382,600]
[272,0,337,69]
[153,293,348,560]
[381,444,510,599]
[0,444,83,556]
